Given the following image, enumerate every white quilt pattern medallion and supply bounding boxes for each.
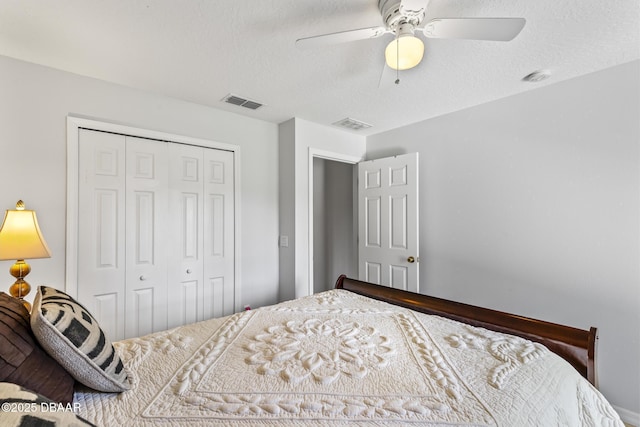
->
[140,291,493,424]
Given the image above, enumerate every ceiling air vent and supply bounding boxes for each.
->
[221,94,264,110]
[332,117,372,131]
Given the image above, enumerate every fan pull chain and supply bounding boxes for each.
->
[395,36,400,84]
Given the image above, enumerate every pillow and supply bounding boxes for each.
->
[0,382,96,426]
[31,286,130,392]
[0,292,75,404]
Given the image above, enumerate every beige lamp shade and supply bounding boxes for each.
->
[0,202,51,261]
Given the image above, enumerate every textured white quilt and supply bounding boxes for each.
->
[74,289,623,426]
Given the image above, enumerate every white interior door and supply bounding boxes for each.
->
[202,148,235,318]
[358,153,419,292]
[167,143,205,328]
[124,136,168,338]
[166,143,236,328]
[78,129,126,341]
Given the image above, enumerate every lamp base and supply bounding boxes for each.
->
[8,259,32,311]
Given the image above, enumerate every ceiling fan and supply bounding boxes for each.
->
[296,0,525,72]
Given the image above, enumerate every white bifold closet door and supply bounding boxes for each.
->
[166,143,235,329]
[125,136,169,339]
[77,129,234,341]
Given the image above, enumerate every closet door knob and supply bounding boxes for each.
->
[186,269,192,274]
[139,275,148,281]
[407,256,415,263]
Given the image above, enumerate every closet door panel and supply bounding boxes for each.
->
[180,280,199,325]
[203,276,225,319]
[203,149,235,318]
[78,129,126,341]
[124,137,169,338]
[167,143,204,328]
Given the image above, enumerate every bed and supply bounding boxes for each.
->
[1,277,624,426]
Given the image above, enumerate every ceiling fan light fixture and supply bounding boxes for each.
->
[385,32,424,70]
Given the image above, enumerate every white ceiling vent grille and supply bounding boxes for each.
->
[221,93,264,110]
[332,117,372,131]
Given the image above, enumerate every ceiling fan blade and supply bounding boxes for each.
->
[296,26,389,48]
[423,18,526,41]
[378,63,395,89]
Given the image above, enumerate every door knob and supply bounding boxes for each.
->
[139,275,148,281]
[186,269,192,274]
[407,256,415,263]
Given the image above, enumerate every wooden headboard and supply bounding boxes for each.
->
[335,275,597,386]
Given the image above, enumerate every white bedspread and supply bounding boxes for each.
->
[74,289,623,426]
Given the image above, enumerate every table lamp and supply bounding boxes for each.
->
[0,200,51,311]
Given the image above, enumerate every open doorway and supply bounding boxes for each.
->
[312,157,358,293]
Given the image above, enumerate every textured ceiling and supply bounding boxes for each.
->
[0,0,638,136]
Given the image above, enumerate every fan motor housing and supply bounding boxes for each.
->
[379,0,427,30]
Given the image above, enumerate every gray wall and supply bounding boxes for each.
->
[313,158,357,293]
[366,60,640,416]
[324,160,357,286]
[278,119,297,302]
[313,157,328,292]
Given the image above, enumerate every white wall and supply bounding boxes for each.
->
[278,118,366,300]
[366,60,640,418]
[0,55,280,310]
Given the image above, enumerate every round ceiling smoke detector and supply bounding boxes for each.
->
[522,69,552,82]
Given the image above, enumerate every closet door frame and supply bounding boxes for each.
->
[65,116,242,313]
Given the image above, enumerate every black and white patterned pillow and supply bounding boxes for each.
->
[0,382,96,427]
[31,286,130,392]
